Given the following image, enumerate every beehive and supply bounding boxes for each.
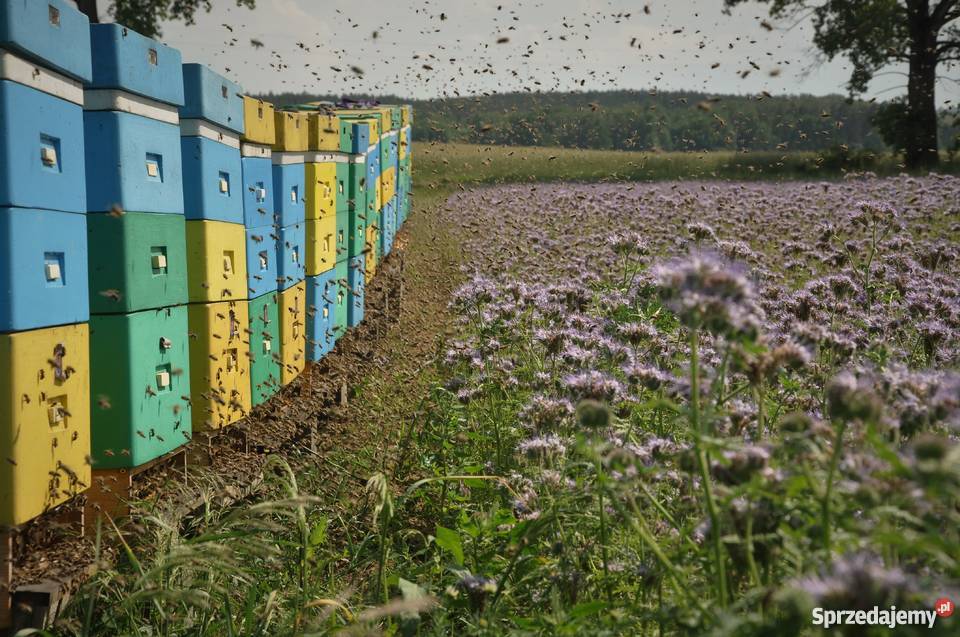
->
[381,198,396,257]
[346,255,365,328]
[0,0,92,82]
[399,127,409,161]
[304,154,341,220]
[240,143,273,227]
[180,130,243,224]
[338,119,372,154]
[335,161,351,214]
[333,259,349,339]
[381,166,396,204]
[278,221,306,290]
[272,153,305,227]
[247,291,280,406]
[180,63,244,133]
[335,206,349,264]
[186,300,251,430]
[365,223,379,281]
[244,224,278,299]
[0,323,91,526]
[305,214,336,276]
[88,306,191,468]
[305,269,336,362]
[306,111,339,151]
[272,110,308,152]
[185,219,247,303]
[241,96,275,146]
[87,211,188,314]
[0,207,89,332]
[0,78,86,213]
[84,111,184,214]
[278,281,305,384]
[88,23,184,106]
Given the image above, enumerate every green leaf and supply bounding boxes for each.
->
[434,525,464,566]
[308,517,328,548]
[568,600,609,619]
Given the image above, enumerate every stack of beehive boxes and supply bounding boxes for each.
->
[335,111,381,327]
[0,0,92,526]
[240,98,306,387]
[293,106,345,361]
[398,105,413,226]
[0,1,415,545]
[180,65,250,429]
[272,109,308,386]
[83,23,193,468]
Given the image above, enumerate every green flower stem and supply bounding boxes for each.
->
[690,327,728,607]
[822,418,848,554]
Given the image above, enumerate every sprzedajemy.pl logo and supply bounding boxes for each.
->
[812,598,953,630]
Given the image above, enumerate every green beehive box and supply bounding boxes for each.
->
[335,207,349,264]
[335,162,351,214]
[334,258,349,339]
[89,305,192,468]
[87,212,188,314]
[389,107,402,131]
[248,291,281,406]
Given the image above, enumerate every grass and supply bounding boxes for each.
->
[414,143,960,190]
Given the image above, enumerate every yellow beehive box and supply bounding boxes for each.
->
[305,214,336,276]
[365,224,379,280]
[382,166,396,203]
[304,161,336,220]
[399,128,409,161]
[1,323,91,526]
[187,300,252,431]
[279,281,306,384]
[308,112,340,151]
[273,110,309,152]
[349,107,393,132]
[186,220,248,303]
[241,96,276,145]
[401,106,411,128]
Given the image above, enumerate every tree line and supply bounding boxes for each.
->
[263,89,959,155]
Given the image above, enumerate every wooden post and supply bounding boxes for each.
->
[1,529,12,630]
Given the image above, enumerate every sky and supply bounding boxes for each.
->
[104,0,960,105]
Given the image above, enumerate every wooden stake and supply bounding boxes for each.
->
[1,529,12,630]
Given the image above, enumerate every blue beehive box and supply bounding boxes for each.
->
[387,135,399,169]
[349,122,370,154]
[0,80,86,213]
[366,143,381,181]
[0,0,92,82]
[181,135,243,223]
[180,63,243,133]
[305,268,336,361]
[0,207,89,331]
[240,155,273,228]
[88,23,184,106]
[84,111,183,214]
[278,222,305,291]
[245,224,278,299]
[272,159,305,227]
[347,255,365,328]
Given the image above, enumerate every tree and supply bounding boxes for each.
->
[724,0,959,170]
[76,0,255,39]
